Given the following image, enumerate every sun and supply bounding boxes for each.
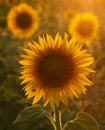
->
[19,33,94,107]
[7,3,39,39]
[69,13,99,45]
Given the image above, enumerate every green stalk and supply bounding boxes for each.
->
[54,105,62,130]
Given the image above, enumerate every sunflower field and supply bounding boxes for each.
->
[0,0,105,130]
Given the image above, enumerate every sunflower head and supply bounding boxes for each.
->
[64,8,74,21]
[19,33,94,107]
[69,13,99,45]
[5,0,17,5]
[7,3,39,39]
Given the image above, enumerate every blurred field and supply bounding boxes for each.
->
[0,0,105,130]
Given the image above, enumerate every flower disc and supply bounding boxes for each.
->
[36,50,74,88]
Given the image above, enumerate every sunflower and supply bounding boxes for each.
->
[5,0,17,5]
[7,3,39,39]
[69,13,99,45]
[64,8,74,21]
[19,33,94,107]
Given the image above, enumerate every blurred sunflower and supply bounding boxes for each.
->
[7,3,39,39]
[5,0,17,5]
[19,33,94,107]
[64,8,74,21]
[69,13,99,45]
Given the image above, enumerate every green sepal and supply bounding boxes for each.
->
[63,112,99,130]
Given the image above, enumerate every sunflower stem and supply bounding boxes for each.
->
[54,105,62,130]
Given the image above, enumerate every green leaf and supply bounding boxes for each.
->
[13,104,51,123]
[73,112,99,130]
[63,121,87,130]
[63,112,99,130]
[13,104,55,130]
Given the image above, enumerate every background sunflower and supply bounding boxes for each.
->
[64,8,75,21]
[4,0,17,5]
[68,13,99,45]
[7,3,39,39]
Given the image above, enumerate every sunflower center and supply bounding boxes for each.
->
[8,0,13,2]
[78,21,93,37]
[36,52,74,88]
[16,12,32,29]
